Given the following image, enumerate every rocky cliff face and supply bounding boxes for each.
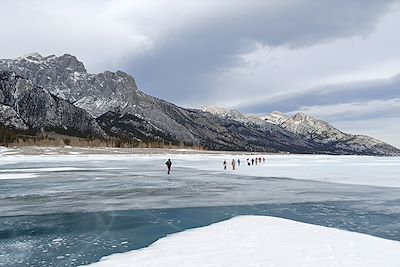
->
[96,111,179,144]
[0,70,106,138]
[0,53,139,117]
[0,103,28,130]
[1,53,399,155]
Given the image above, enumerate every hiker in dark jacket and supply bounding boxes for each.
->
[165,159,172,175]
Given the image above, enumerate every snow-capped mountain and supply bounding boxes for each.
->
[201,106,269,126]
[264,111,400,156]
[264,112,347,141]
[0,53,198,143]
[0,53,399,156]
[203,107,400,156]
[0,53,139,117]
[201,106,246,120]
[261,111,289,125]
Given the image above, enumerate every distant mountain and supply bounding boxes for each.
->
[201,106,247,120]
[1,53,399,156]
[202,107,400,156]
[262,111,400,156]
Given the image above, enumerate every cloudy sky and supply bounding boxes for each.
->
[1,0,400,147]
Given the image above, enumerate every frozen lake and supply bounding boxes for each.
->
[0,148,400,266]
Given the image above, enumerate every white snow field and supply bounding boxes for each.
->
[1,147,399,188]
[1,147,400,266]
[177,153,400,188]
[84,215,400,267]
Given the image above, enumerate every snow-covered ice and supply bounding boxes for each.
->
[1,148,399,188]
[84,215,400,267]
[1,147,400,266]
[0,173,38,180]
[171,153,400,188]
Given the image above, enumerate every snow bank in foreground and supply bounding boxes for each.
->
[83,216,400,267]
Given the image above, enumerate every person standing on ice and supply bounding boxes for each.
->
[165,159,172,175]
[247,158,250,166]
[231,159,236,170]
[251,158,254,165]
[223,160,227,170]
[237,159,241,166]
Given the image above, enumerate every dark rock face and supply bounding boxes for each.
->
[1,53,399,156]
[96,112,179,144]
[0,71,106,138]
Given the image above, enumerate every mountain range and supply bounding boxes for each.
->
[0,53,399,156]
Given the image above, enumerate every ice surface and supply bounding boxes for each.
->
[84,215,400,267]
[1,150,399,187]
[216,154,400,188]
[0,173,38,179]
[1,151,400,216]
[1,148,400,266]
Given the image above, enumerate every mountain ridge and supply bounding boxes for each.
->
[202,106,400,156]
[0,53,399,156]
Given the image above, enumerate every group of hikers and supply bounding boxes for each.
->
[165,156,266,174]
[223,157,266,170]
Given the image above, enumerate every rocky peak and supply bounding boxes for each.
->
[200,106,246,120]
[0,53,142,117]
[201,106,231,115]
[261,111,289,125]
[285,112,337,134]
[270,111,286,116]
[21,52,44,61]
[292,112,312,122]
[55,54,87,73]
[6,52,87,74]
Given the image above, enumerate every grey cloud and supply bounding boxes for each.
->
[123,0,398,104]
[238,73,400,115]
[303,100,400,122]
[333,117,400,147]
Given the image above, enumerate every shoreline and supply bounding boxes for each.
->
[0,145,293,156]
[1,145,391,157]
